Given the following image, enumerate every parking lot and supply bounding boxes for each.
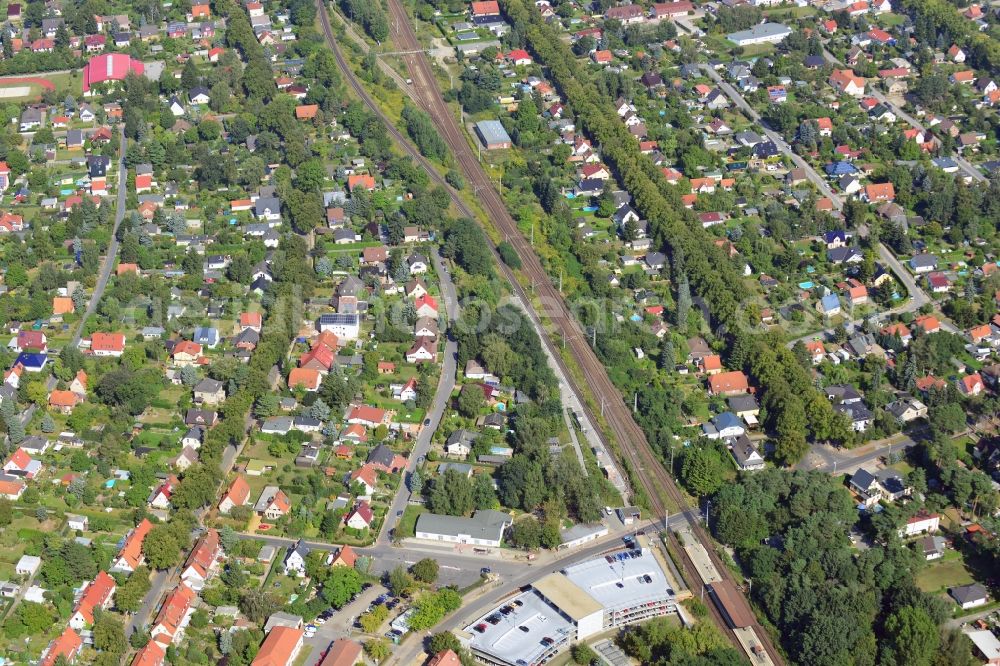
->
[301,584,388,658]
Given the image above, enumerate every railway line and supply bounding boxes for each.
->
[316,2,785,663]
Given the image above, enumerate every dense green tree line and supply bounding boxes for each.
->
[402,105,449,162]
[502,0,748,328]
[339,0,389,42]
[501,0,828,465]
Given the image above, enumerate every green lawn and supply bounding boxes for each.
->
[915,552,974,593]
[397,505,425,538]
[763,6,816,18]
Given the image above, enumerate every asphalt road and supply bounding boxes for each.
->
[231,531,523,585]
[70,126,127,347]
[376,250,460,547]
[385,519,667,666]
[796,433,918,474]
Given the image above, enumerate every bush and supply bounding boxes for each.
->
[446,170,464,189]
[497,241,522,269]
[571,643,599,665]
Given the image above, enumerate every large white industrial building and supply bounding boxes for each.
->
[462,536,676,666]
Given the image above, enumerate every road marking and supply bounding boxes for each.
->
[441,565,460,571]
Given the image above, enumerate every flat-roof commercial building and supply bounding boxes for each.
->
[727,22,792,46]
[559,523,609,549]
[475,120,513,150]
[415,510,512,548]
[463,541,675,666]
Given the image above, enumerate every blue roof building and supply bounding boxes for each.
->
[193,327,220,348]
[702,411,746,440]
[818,293,841,315]
[824,161,857,176]
[14,353,47,372]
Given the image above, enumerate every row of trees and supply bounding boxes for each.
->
[402,104,449,162]
[500,0,834,465]
[340,0,390,41]
[502,0,749,328]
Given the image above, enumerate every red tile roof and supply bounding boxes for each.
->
[332,545,357,568]
[347,405,386,425]
[74,571,116,625]
[708,371,749,394]
[91,331,125,353]
[41,628,82,666]
[470,0,499,15]
[221,475,250,508]
[350,464,377,489]
[428,650,463,666]
[319,639,362,666]
[117,519,153,570]
[151,583,197,644]
[173,341,203,358]
[288,368,322,390]
[183,529,220,579]
[131,641,165,666]
[295,104,318,120]
[83,54,144,92]
[252,626,304,666]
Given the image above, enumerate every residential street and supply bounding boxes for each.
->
[700,64,844,209]
[70,126,128,347]
[232,530,525,587]
[126,567,175,637]
[698,64,948,343]
[376,250,460,547]
[796,432,919,474]
[820,48,986,184]
[126,368,253,637]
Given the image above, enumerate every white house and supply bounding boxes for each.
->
[66,514,89,531]
[414,510,512,548]
[345,502,374,530]
[317,313,360,340]
[899,512,940,537]
[283,540,310,577]
[15,555,41,577]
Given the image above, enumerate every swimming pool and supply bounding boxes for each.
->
[798,281,814,289]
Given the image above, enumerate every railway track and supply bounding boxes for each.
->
[317,3,785,663]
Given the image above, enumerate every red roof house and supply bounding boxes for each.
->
[70,571,117,629]
[41,628,83,666]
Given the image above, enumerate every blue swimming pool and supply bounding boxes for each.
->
[582,206,598,212]
[798,281,814,289]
